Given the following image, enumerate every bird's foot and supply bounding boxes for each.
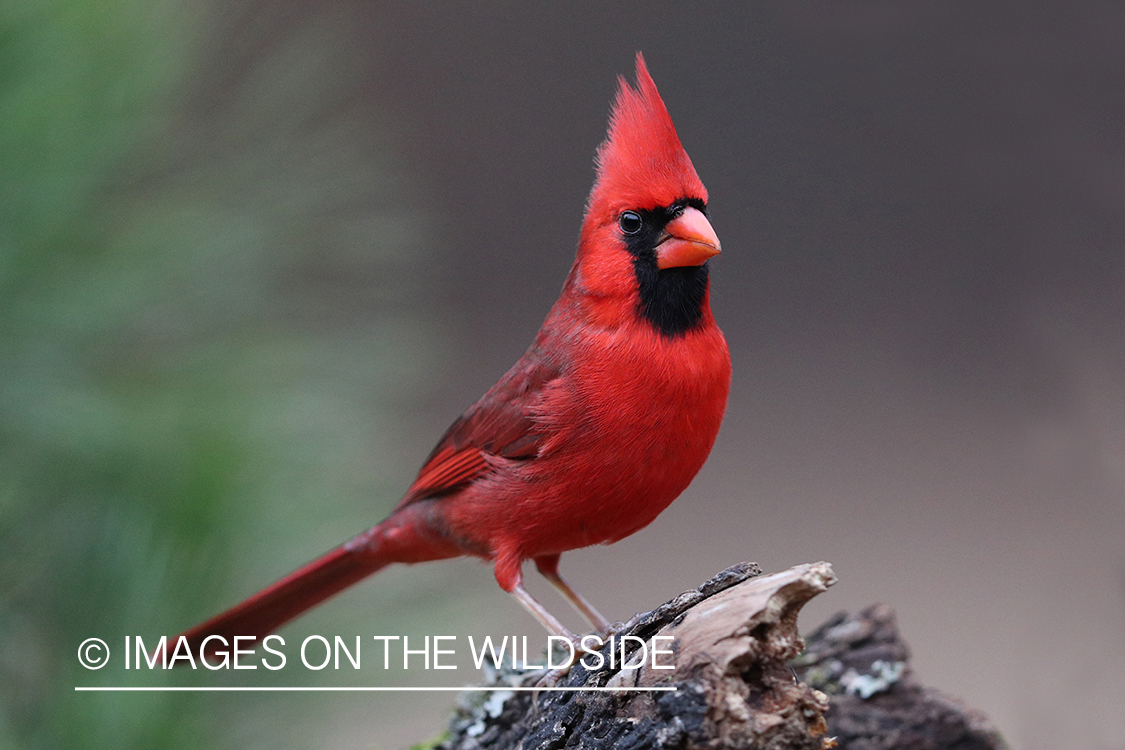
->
[600,613,642,639]
[533,666,568,689]
[531,632,602,688]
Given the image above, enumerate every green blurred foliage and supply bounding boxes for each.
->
[0,1,442,747]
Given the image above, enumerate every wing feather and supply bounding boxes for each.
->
[396,354,560,508]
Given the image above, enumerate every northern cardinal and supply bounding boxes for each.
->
[171,53,729,657]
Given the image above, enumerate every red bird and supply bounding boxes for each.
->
[172,53,729,655]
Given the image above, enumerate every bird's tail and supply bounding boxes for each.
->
[163,503,459,664]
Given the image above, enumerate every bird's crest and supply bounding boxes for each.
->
[588,53,707,216]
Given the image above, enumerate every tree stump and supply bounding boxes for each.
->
[437,562,1008,750]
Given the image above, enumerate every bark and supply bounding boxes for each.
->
[436,562,1007,750]
[793,604,1008,750]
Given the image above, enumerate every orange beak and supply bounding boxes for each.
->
[655,207,721,269]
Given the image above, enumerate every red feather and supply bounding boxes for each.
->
[588,53,707,219]
[165,53,730,659]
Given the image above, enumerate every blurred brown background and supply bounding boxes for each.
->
[2,2,1122,749]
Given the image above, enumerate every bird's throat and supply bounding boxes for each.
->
[633,262,710,337]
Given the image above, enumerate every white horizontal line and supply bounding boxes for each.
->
[75,685,675,692]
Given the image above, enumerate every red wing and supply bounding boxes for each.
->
[396,355,560,508]
[402,441,489,503]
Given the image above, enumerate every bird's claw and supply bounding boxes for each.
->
[531,632,602,689]
[534,666,568,689]
[599,613,644,640]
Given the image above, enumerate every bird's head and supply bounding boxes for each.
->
[572,53,720,338]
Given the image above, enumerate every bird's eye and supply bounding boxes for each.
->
[618,211,643,235]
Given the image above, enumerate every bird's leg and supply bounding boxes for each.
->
[534,554,611,633]
[508,584,590,691]
[507,583,578,643]
[495,555,585,685]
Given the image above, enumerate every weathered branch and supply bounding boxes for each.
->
[437,563,1008,750]
[440,562,835,750]
[793,604,1008,750]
